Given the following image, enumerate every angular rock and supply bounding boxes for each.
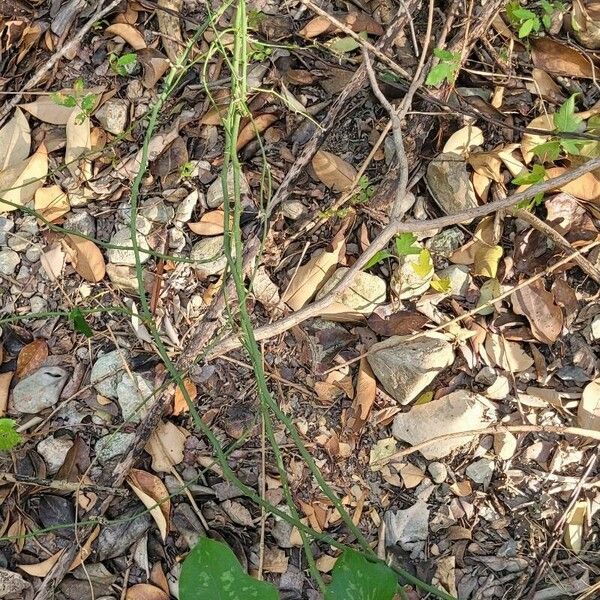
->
[90,350,128,399]
[438,264,471,296]
[116,372,153,422]
[37,436,73,474]
[426,153,478,215]
[0,568,31,598]
[392,390,497,460]
[384,500,429,552]
[10,367,69,414]
[95,99,129,135]
[466,458,495,487]
[426,227,465,257]
[206,167,250,208]
[95,432,135,463]
[64,211,96,238]
[190,236,228,278]
[315,267,386,321]
[368,334,455,405]
[107,227,150,266]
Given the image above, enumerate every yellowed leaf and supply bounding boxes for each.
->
[236,113,279,151]
[173,378,196,415]
[145,421,187,472]
[16,339,48,380]
[282,229,346,310]
[564,501,587,554]
[472,171,491,202]
[0,143,48,212]
[188,210,226,236]
[157,0,182,62]
[34,185,70,223]
[128,469,170,541]
[65,111,91,179]
[578,378,600,430]
[312,150,357,192]
[442,125,483,157]
[18,549,64,577]
[473,244,503,278]
[0,108,30,170]
[65,234,106,283]
[105,23,147,49]
[125,583,169,600]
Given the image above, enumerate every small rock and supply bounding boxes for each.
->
[391,253,433,300]
[10,367,69,413]
[90,350,128,399]
[281,199,305,220]
[116,372,153,422]
[590,315,600,342]
[37,436,74,474]
[384,500,429,552]
[426,153,478,215]
[315,267,386,321]
[174,190,199,224]
[206,166,250,208]
[25,247,41,262]
[30,296,48,313]
[428,462,447,484]
[95,99,129,135]
[106,264,140,294]
[95,432,136,463]
[107,228,150,266]
[392,390,497,460]
[0,249,20,276]
[0,568,31,598]
[427,227,465,257]
[190,236,228,278]
[0,217,14,246]
[494,431,517,460]
[466,458,495,487]
[64,211,96,238]
[438,264,471,296]
[368,334,455,405]
[475,366,497,386]
[139,197,174,223]
[272,507,294,549]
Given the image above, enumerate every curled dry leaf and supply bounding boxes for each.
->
[237,113,279,151]
[173,378,197,415]
[511,279,563,344]
[145,420,187,472]
[34,185,70,223]
[137,48,170,89]
[105,23,147,49]
[125,583,169,600]
[468,151,502,182]
[442,125,484,157]
[577,378,600,431]
[0,108,30,170]
[312,150,357,192]
[157,0,182,63]
[16,339,48,380]
[0,143,48,212]
[282,228,346,310]
[188,210,226,235]
[531,37,598,78]
[128,469,171,541]
[65,234,106,283]
[0,372,13,415]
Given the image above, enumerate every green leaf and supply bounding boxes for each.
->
[180,537,278,600]
[559,138,584,156]
[554,94,581,133]
[411,249,434,279]
[70,308,93,338]
[532,139,561,162]
[50,92,77,108]
[518,18,536,38]
[364,250,393,270]
[425,63,454,87]
[394,233,421,256]
[0,419,22,451]
[325,550,397,600]
[511,163,546,185]
[433,47,455,61]
[431,276,451,293]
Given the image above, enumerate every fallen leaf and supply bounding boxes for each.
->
[221,499,254,527]
[369,437,397,470]
[497,143,526,176]
[282,228,346,310]
[442,125,483,157]
[157,0,182,62]
[137,48,170,89]
[0,372,13,416]
[0,143,48,212]
[468,151,503,182]
[34,185,70,223]
[544,166,600,202]
[571,0,600,49]
[531,37,598,79]
[65,111,91,179]
[528,68,565,103]
[125,583,169,600]
[346,358,376,435]
[188,210,225,235]
[150,563,170,595]
[578,378,600,430]
[18,550,64,577]
[145,421,187,472]
[16,340,48,380]
[64,234,105,283]
[473,243,503,278]
[236,113,278,151]
[173,378,196,415]
[299,15,332,38]
[484,333,534,372]
[20,97,74,125]
[521,114,553,164]
[511,280,564,344]
[128,469,171,541]
[398,463,426,488]
[105,23,147,49]
[0,108,30,170]
[69,525,99,570]
[564,501,587,554]
[312,150,357,192]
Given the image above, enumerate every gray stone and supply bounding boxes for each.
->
[0,249,20,276]
[206,167,250,208]
[30,296,47,313]
[384,500,429,553]
[426,153,478,215]
[107,227,150,266]
[368,335,455,405]
[438,264,471,296]
[116,372,153,422]
[281,199,305,220]
[0,568,31,598]
[95,432,135,463]
[140,197,174,223]
[95,99,129,135]
[191,236,228,278]
[174,190,199,224]
[0,217,14,246]
[90,350,128,399]
[37,436,73,474]
[466,458,495,487]
[427,227,465,257]
[390,253,433,300]
[25,246,41,262]
[428,462,447,484]
[315,267,386,321]
[475,366,497,386]
[10,367,69,413]
[64,211,96,238]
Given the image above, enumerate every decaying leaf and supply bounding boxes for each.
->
[173,378,196,415]
[157,0,183,62]
[128,469,171,541]
[34,185,70,223]
[0,143,48,212]
[578,378,600,430]
[346,358,376,435]
[571,0,600,49]
[145,420,187,472]
[312,150,357,192]
[511,280,564,344]
[64,234,106,283]
[531,37,598,79]
[564,501,587,554]
[16,339,48,380]
[137,48,170,89]
[369,437,397,469]
[237,113,279,151]
[0,108,30,170]
[105,23,147,49]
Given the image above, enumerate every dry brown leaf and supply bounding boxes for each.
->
[299,15,333,37]
[145,420,187,472]
[346,357,376,435]
[312,150,357,192]
[468,151,503,182]
[282,228,346,310]
[65,111,91,179]
[521,114,553,164]
[531,37,598,79]
[105,23,147,49]
[173,378,196,415]
[34,185,70,223]
[577,378,600,430]
[150,563,170,595]
[497,144,526,176]
[511,280,564,344]
[528,68,565,102]
[0,108,30,171]
[20,97,74,125]
[16,340,48,380]
[399,463,426,489]
[188,210,226,235]
[65,234,106,283]
[564,501,587,554]
[299,12,383,38]
[69,525,99,570]
[0,143,48,212]
[442,125,483,157]
[157,0,182,62]
[125,584,169,600]
[484,333,534,372]
[0,372,13,416]
[236,113,279,151]
[221,499,254,527]
[18,550,64,577]
[571,0,600,49]
[137,48,170,89]
[128,469,171,541]
[544,166,600,201]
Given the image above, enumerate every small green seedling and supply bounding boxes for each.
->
[512,163,546,209]
[180,161,195,179]
[109,52,138,76]
[50,78,97,124]
[350,176,375,205]
[506,0,566,38]
[0,419,22,452]
[425,48,461,87]
[69,307,93,338]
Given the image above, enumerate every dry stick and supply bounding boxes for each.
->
[207,157,600,360]
[0,0,123,125]
[509,206,600,283]
[0,472,127,496]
